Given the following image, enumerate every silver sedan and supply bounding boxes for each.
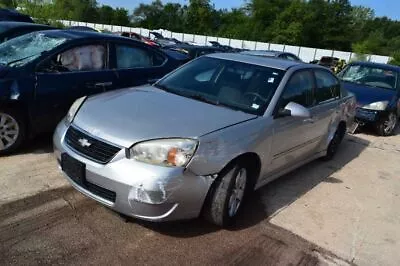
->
[53,53,356,226]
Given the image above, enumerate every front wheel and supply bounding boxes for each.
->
[204,163,249,227]
[377,112,398,136]
[0,109,26,155]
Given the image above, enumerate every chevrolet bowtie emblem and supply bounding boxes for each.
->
[78,138,92,148]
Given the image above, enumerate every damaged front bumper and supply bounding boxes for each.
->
[53,121,214,222]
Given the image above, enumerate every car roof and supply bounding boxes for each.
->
[0,21,52,29]
[348,61,400,72]
[206,53,306,70]
[168,44,223,50]
[241,50,287,57]
[34,29,137,41]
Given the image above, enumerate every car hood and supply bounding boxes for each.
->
[342,81,396,106]
[73,85,257,147]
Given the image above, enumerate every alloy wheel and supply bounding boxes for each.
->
[384,113,398,135]
[0,113,20,151]
[228,168,247,217]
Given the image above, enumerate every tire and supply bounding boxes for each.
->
[376,112,398,136]
[204,163,249,227]
[0,109,26,155]
[323,126,344,161]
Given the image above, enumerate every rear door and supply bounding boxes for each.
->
[32,42,116,132]
[110,42,169,89]
[310,69,341,140]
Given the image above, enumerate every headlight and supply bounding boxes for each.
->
[363,101,389,111]
[128,139,198,167]
[66,96,87,124]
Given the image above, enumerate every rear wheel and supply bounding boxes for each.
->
[377,112,398,136]
[323,125,345,161]
[204,163,249,227]
[0,109,26,155]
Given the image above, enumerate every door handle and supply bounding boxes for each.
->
[94,82,113,87]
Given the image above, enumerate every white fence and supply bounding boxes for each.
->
[60,20,391,64]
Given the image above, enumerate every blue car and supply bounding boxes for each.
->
[0,30,188,154]
[0,21,54,43]
[338,61,400,136]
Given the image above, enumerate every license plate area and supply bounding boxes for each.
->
[61,153,86,185]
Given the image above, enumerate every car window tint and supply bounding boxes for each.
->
[57,45,106,72]
[286,54,299,61]
[315,70,340,103]
[195,68,217,82]
[280,71,314,108]
[116,44,164,69]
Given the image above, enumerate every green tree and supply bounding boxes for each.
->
[0,0,17,8]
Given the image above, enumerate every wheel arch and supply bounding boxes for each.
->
[0,100,31,134]
[217,152,262,190]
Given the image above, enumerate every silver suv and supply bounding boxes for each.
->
[53,54,356,226]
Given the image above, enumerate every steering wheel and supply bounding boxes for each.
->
[243,92,268,103]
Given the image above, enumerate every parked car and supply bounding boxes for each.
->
[0,21,54,43]
[67,26,98,32]
[164,44,227,60]
[53,53,356,227]
[241,50,302,62]
[149,31,179,47]
[317,56,340,71]
[0,8,33,23]
[120,32,160,47]
[0,30,188,154]
[208,41,236,51]
[338,61,400,136]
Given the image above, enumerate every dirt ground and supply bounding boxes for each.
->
[0,128,399,265]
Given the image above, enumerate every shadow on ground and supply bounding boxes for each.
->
[137,134,370,237]
[14,133,53,155]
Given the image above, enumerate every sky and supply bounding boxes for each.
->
[99,0,400,20]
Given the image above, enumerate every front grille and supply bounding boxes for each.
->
[65,126,121,164]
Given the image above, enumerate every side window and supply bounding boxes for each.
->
[286,54,299,61]
[315,70,340,103]
[46,44,106,72]
[115,44,165,69]
[280,71,314,109]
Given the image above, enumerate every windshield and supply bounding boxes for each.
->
[340,64,398,90]
[156,57,285,115]
[0,32,68,67]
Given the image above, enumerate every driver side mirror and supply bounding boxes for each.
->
[277,102,311,118]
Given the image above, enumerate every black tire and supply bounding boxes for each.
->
[376,112,398,136]
[323,127,344,161]
[204,163,249,227]
[0,109,26,155]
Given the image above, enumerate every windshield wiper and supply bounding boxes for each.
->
[153,83,176,93]
[185,94,219,105]
[6,52,43,66]
[186,93,245,112]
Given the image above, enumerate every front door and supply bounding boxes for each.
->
[269,70,318,173]
[32,43,116,132]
